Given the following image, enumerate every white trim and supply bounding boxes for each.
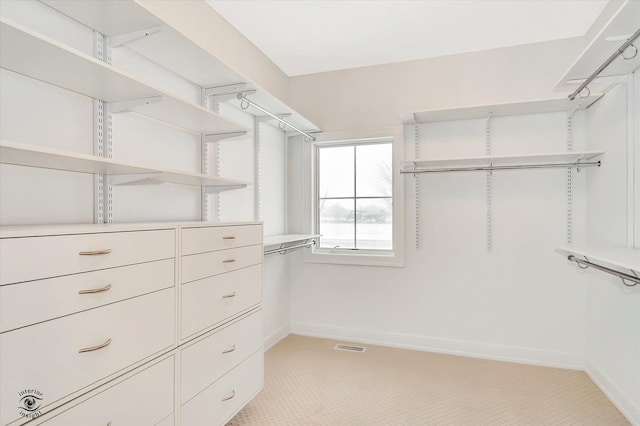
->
[302,126,405,267]
[290,321,585,370]
[585,359,640,425]
[264,322,290,351]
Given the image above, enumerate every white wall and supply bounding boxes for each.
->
[584,79,640,424]
[288,111,589,368]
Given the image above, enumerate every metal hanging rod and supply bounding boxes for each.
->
[237,93,316,141]
[568,27,640,101]
[264,239,316,256]
[568,255,639,286]
[401,161,601,174]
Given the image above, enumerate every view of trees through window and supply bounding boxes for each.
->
[317,141,392,250]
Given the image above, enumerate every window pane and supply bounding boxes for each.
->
[356,143,392,197]
[319,146,354,198]
[355,198,392,250]
[318,198,355,249]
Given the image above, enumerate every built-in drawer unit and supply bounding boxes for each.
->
[181,264,262,339]
[0,288,175,426]
[39,355,175,426]
[180,349,263,426]
[181,310,262,404]
[181,224,262,255]
[181,244,262,284]
[0,259,174,333]
[0,229,175,285]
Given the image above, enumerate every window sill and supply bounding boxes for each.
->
[303,249,404,268]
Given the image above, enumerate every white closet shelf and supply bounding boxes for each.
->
[557,1,640,90]
[264,234,320,247]
[41,0,321,134]
[402,151,604,173]
[400,96,603,124]
[556,246,640,275]
[0,18,248,137]
[0,141,247,193]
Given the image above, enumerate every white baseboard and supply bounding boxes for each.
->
[264,322,291,351]
[585,359,640,425]
[290,321,584,369]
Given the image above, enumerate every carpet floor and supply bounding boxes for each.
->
[227,335,629,425]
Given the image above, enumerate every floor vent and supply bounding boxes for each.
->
[335,344,366,352]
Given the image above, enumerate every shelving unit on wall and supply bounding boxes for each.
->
[401,96,605,250]
[39,0,321,234]
[263,234,320,256]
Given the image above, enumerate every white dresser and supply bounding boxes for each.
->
[0,222,263,426]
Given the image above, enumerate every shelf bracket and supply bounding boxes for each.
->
[109,174,164,186]
[109,26,161,48]
[205,83,256,103]
[205,131,247,143]
[108,96,163,114]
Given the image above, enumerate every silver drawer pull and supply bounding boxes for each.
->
[222,259,236,264]
[222,292,236,299]
[79,249,112,256]
[222,236,236,240]
[221,390,235,402]
[79,338,112,353]
[222,345,236,354]
[78,284,112,295]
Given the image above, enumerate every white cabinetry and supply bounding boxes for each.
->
[0,222,263,426]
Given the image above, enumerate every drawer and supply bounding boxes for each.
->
[181,349,263,426]
[0,289,175,426]
[181,310,262,404]
[41,356,174,426]
[181,264,262,339]
[0,229,175,285]
[181,244,262,284]
[182,224,262,255]
[1,259,175,333]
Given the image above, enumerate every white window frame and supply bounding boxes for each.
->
[302,127,404,267]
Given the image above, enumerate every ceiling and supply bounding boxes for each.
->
[206,0,608,77]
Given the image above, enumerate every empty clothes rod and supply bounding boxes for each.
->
[568,255,639,287]
[264,240,316,256]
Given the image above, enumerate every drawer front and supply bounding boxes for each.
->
[182,224,262,256]
[181,244,262,284]
[181,265,262,339]
[41,356,174,426]
[0,229,175,285]
[1,259,175,333]
[181,349,263,426]
[0,289,175,426]
[181,310,262,404]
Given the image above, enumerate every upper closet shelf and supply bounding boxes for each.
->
[400,96,602,124]
[557,0,640,92]
[0,18,248,137]
[402,151,604,174]
[556,245,640,286]
[41,0,321,135]
[0,141,247,193]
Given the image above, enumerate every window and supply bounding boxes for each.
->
[304,128,404,266]
[316,140,393,251]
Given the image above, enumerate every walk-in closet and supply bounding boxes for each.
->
[0,1,638,425]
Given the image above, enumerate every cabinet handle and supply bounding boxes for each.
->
[78,284,112,295]
[221,390,235,402]
[222,292,236,299]
[222,259,236,264]
[222,345,236,354]
[78,338,112,353]
[222,236,236,240]
[79,249,112,256]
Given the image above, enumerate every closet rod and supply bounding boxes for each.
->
[400,161,601,174]
[568,27,640,101]
[264,240,316,256]
[568,255,639,286]
[237,93,316,141]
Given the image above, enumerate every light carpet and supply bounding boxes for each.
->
[227,335,628,425]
